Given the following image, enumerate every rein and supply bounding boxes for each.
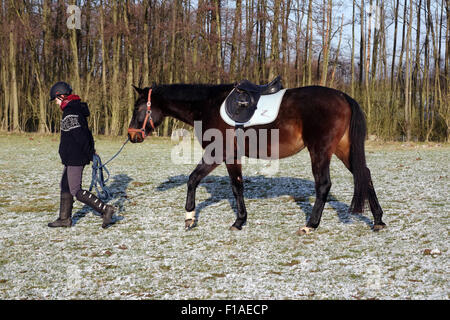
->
[127,88,155,140]
[89,137,130,200]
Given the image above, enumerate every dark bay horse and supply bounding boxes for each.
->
[127,83,386,234]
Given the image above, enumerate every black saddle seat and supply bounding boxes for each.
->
[225,76,283,125]
[235,76,283,95]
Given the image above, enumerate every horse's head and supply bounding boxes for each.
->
[128,85,164,143]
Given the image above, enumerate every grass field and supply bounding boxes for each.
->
[0,133,448,299]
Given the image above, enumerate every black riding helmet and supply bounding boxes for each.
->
[49,82,72,101]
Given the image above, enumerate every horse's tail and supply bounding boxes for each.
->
[343,93,370,213]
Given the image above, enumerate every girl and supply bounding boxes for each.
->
[48,81,115,229]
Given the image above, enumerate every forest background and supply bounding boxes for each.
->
[0,0,448,141]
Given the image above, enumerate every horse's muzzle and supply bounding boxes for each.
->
[127,130,144,143]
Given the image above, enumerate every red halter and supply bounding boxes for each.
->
[128,88,155,139]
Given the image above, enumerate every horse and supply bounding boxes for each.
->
[127,82,386,235]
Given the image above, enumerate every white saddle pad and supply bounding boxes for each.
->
[220,89,287,128]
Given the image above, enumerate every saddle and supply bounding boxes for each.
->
[225,76,283,125]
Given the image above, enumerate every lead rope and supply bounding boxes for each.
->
[89,137,130,201]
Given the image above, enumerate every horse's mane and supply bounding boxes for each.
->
[151,83,234,102]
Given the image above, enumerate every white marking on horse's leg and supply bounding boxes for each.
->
[296,226,314,236]
[185,211,197,230]
[185,211,195,221]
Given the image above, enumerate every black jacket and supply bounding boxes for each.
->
[59,100,95,166]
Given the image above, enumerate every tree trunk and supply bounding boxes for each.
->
[304,0,313,85]
[257,0,267,81]
[281,0,291,85]
[183,0,191,83]
[414,0,422,138]
[268,0,281,80]
[371,0,380,81]
[365,0,373,127]
[169,0,178,84]
[1,51,10,131]
[124,0,134,133]
[214,0,222,84]
[351,0,356,96]
[404,0,413,141]
[110,0,121,136]
[359,0,365,87]
[330,14,343,88]
[243,0,255,79]
[320,0,332,86]
[230,0,242,80]
[143,1,150,86]
[9,30,19,132]
[69,0,80,95]
[294,0,305,87]
[445,0,450,141]
[99,0,109,135]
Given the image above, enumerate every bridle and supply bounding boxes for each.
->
[127,88,155,140]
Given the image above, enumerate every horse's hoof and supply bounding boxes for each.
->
[296,226,314,236]
[185,219,197,231]
[372,223,386,232]
[229,225,242,231]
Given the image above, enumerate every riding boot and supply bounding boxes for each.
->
[48,192,73,228]
[75,190,115,228]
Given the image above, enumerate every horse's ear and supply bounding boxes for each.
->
[132,85,145,96]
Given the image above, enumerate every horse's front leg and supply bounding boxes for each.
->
[226,163,247,231]
[185,159,219,230]
[297,149,332,235]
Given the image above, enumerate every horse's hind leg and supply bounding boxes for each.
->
[335,137,385,230]
[226,163,247,231]
[297,148,332,235]
[185,159,219,229]
[365,168,386,230]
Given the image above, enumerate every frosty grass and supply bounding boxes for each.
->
[0,133,448,299]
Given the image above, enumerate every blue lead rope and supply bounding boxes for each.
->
[89,138,129,201]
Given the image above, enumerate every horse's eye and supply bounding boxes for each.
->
[137,106,146,122]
